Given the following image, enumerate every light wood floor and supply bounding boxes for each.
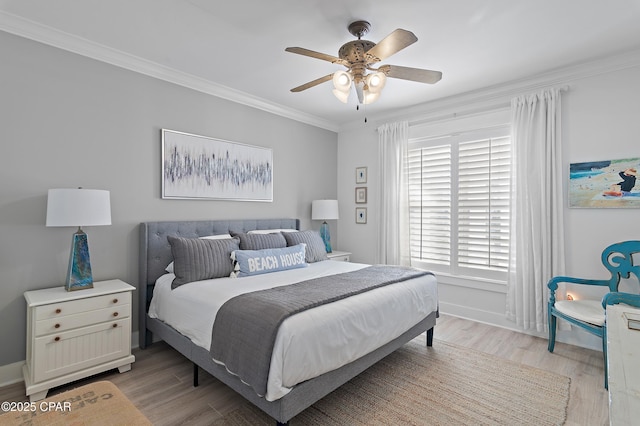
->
[1,314,609,425]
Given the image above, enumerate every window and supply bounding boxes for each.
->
[408,127,511,281]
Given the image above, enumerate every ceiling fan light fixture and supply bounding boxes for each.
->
[286,21,442,107]
[332,71,352,92]
[366,72,386,94]
[355,78,382,104]
[363,91,381,104]
[332,88,350,103]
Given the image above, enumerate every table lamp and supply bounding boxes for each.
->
[311,199,339,253]
[46,188,112,291]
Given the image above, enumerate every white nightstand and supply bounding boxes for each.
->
[327,251,351,262]
[23,279,136,402]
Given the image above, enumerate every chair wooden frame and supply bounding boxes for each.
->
[547,240,640,388]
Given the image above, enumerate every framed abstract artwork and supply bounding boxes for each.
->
[569,157,639,208]
[161,129,273,201]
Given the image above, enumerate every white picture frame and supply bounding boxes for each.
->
[356,167,367,184]
[162,129,273,201]
[356,207,367,224]
[355,187,367,204]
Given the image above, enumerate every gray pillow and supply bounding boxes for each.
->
[168,236,240,289]
[232,232,287,250]
[283,230,328,263]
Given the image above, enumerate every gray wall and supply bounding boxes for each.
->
[0,31,338,366]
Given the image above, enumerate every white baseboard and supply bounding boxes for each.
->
[0,361,25,387]
[0,331,140,388]
[439,301,602,352]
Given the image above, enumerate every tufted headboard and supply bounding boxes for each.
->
[138,218,300,348]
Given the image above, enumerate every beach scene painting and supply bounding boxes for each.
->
[569,157,640,208]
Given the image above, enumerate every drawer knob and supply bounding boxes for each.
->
[54,323,61,329]
[112,298,118,304]
[112,323,118,328]
[54,336,60,342]
[55,308,62,314]
[113,312,119,317]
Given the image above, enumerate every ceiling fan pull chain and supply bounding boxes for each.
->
[363,101,367,123]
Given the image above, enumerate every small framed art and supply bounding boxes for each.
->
[355,187,367,204]
[356,207,367,224]
[356,167,367,184]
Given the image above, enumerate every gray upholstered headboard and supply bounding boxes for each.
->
[138,218,300,348]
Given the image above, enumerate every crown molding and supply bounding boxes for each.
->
[340,47,640,132]
[0,11,338,132]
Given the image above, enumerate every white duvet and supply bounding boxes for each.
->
[149,260,438,401]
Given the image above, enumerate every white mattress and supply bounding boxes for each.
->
[149,260,438,401]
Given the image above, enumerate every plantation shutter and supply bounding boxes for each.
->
[408,144,451,265]
[457,136,510,271]
[408,128,510,276]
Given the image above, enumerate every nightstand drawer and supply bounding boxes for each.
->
[329,254,350,261]
[35,304,131,337]
[34,292,130,321]
[326,251,351,262]
[32,318,131,382]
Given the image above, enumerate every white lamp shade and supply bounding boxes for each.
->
[46,188,112,227]
[332,71,352,91]
[363,91,381,104]
[312,199,339,220]
[366,72,387,94]
[332,88,350,103]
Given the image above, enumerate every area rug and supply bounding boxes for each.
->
[0,380,151,426]
[214,340,570,426]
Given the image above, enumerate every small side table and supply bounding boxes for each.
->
[327,251,351,262]
[23,279,136,401]
[606,303,640,425]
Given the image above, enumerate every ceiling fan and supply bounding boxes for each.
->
[285,20,442,105]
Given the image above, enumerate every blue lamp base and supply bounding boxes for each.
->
[65,229,94,291]
[319,221,333,253]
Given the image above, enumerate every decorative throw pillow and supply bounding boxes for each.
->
[231,244,307,277]
[165,234,232,273]
[283,230,328,263]
[167,236,240,289]
[232,231,287,250]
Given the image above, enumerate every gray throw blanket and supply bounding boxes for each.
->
[210,265,432,397]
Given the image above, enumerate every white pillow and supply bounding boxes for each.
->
[200,234,233,240]
[247,229,298,234]
[165,234,232,273]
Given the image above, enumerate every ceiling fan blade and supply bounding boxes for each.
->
[285,47,349,66]
[365,29,417,62]
[290,74,334,92]
[381,65,442,84]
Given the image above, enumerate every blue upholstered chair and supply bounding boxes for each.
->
[547,240,640,388]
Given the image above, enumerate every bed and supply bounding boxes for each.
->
[139,218,438,425]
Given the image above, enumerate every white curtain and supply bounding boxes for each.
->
[376,121,411,266]
[506,88,566,332]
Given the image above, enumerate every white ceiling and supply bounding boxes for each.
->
[2,0,640,130]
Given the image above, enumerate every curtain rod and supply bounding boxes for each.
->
[374,85,571,131]
[405,84,570,128]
